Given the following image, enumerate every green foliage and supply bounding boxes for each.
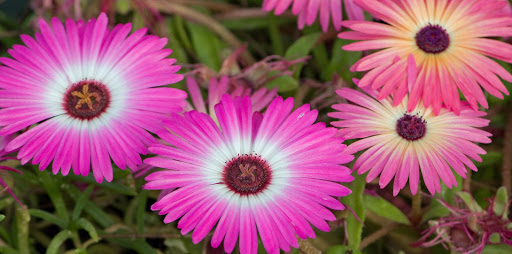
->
[363,194,411,225]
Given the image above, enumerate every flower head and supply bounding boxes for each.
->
[262,0,364,32]
[144,95,354,254]
[0,13,186,182]
[339,0,512,115]
[329,88,491,195]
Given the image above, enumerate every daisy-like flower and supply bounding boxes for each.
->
[262,0,364,32]
[0,13,186,182]
[144,95,354,254]
[131,76,277,178]
[329,88,491,195]
[339,0,512,115]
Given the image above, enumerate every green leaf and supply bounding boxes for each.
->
[115,0,131,14]
[29,209,67,228]
[0,246,19,254]
[136,190,148,234]
[0,214,4,222]
[109,238,157,254]
[39,172,69,223]
[284,32,320,77]
[72,185,94,221]
[489,232,501,243]
[341,173,366,249]
[46,230,71,254]
[265,75,299,92]
[493,187,508,219]
[327,245,362,254]
[74,218,99,242]
[65,184,114,228]
[482,244,512,254]
[187,21,224,71]
[67,174,136,196]
[322,39,362,82]
[457,192,483,212]
[421,199,450,223]
[364,194,411,225]
[284,32,320,59]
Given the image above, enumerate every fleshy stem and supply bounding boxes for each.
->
[502,109,512,194]
[16,205,30,254]
[148,0,255,65]
[297,238,321,254]
[411,186,422,225]
[359,222,399,250]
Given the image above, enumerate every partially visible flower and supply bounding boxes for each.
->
[339,0,512,115]
[0,135,22,206]
[262,0,364,32]
[144,95,354,254]
[329,88,491,195]
[414,189,512,254]
[0,13,186,182]
[185,75,277,120]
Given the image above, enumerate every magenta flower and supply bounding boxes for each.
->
[0,13,186,182]
[338,0,512,115]
[262,0,364,32]
[185,75,277,118]
[144,95,354,254]
[329,88,491,195]
[131,76,277,178]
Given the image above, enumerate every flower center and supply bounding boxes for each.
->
[415,24,450,54]
[64,80,110,120]
[222,154,271,195]
[396,114,426,141]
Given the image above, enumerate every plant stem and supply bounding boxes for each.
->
[16,205,30,254]
[411,187,422,225]
[359,223,399,250]
[463,170,472,192]
[297,238,321,254]
[148,0,255,65]
[502,109,512,194]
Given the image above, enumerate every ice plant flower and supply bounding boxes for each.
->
[339,0,512,115]
[0,13,186,182]
[329,88,491,195]
[144,95,354,254]
[185,75,277,119]
[262,0,364,32]
[414,189,512,254]
[131,76,277,178]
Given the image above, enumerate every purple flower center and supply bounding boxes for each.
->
[64,80,110,120]
[396,114,426,141]
[222,155,271,195]
[415,24,450,54]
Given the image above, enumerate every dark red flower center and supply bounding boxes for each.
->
[415,24,450,54]
[222,154,271,195]
[64,80,110,120]
[396,114,426,141]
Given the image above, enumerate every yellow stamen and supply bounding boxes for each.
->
[71,84,101,110]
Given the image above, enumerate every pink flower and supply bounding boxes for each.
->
[131,76,277,178]
[338,0,512,115]
[262,0,364,32]
[0,13,186,182]
[329,88,491,195]
[144,95,354,254]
